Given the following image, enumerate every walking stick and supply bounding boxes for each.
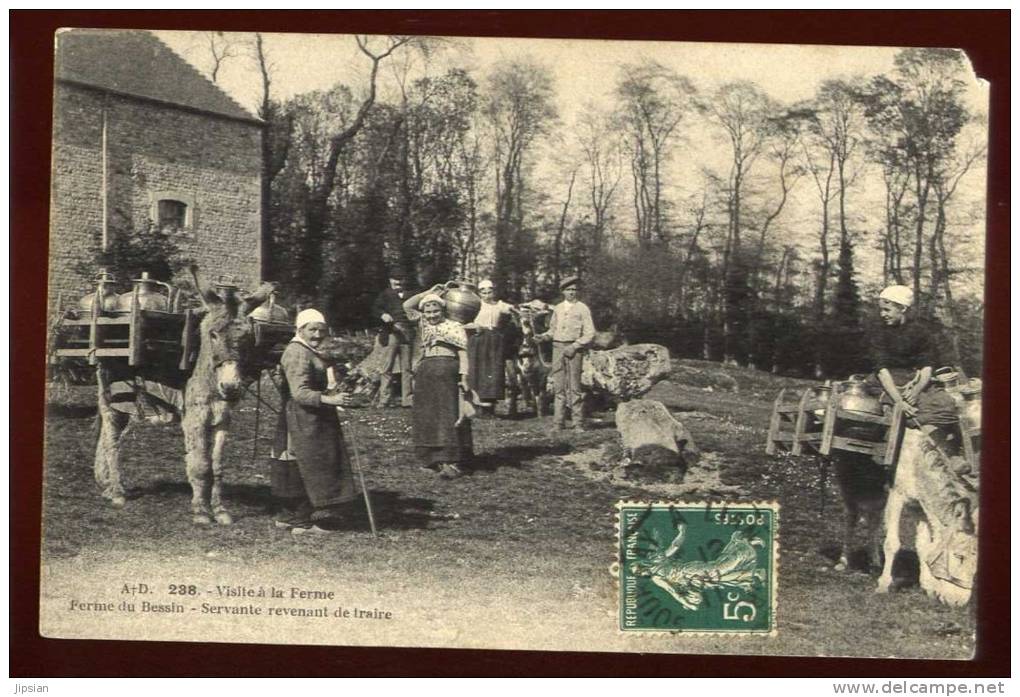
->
[335,407,378,537]
[252,370,262,464]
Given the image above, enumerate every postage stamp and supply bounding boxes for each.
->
[616,501,779,635]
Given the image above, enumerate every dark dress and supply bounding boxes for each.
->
[272,341,357,507]
[468,328,506,401]
[409,317,473,468]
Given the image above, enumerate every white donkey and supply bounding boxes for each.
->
[876,428,978,606]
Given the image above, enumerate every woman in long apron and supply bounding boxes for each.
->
[402,286,473,479]
[271,309,358,534]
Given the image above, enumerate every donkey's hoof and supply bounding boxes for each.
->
[875,580,892,594]
[192,512,214,525]
[110,496,127,509]
[834,560,848,572]
[214,511,233,526]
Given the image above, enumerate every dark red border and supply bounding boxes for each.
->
[11,10,1010,678]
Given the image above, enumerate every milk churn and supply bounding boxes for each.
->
[933,366,961,389]
[78,268,121,314]
[949,379,982,433]
[958,382,982,432]
[248,290,291,323]
[838,375,883,416]
[214,275,242,303]
[118,271,171,312]
[810,382,832,419]
[442,280,482,325]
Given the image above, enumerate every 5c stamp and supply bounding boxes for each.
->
[616,501,778,635]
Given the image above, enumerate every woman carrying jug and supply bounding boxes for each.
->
[403,286,474,479]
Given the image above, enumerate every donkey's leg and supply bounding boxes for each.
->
[210,424,232,525]
[835,500,858,571]
[876,489,905,593]
[95,366,128,507]
[914,519,936,597]
[183,408,214,524]
[505,360,519,417]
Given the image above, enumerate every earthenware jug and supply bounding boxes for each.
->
[78,269,121,314]
[443,280,482,325]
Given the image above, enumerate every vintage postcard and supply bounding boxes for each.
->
[40,27,988,659]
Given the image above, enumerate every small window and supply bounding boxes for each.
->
[157,199,188,231]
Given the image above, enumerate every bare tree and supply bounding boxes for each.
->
[864,48,972,314]
[484,59,556,297]
[203,31,239,84]
[252,33,293,281]
[575,105,624,255]
[614,61,697,247]
[929,139,986,359]
[709,81,775,363]
[291,35,422,300]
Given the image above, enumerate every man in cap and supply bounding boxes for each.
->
[465,279,515,415]
[536,276,596,430]
[371,268,415,408]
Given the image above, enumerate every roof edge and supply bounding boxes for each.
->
[57,77,265,128]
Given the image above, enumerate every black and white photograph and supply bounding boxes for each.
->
[31,18,997,666]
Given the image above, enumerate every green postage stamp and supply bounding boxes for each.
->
[616,501,779,635]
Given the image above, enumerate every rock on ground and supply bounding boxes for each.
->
[615,399,698,477]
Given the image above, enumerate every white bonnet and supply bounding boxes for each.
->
[419,293,446,309]
[878,285,914,308]
[295,308,326,329]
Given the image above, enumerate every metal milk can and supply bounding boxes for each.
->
[838,375,883,416]
[78,268,121,314]
[118,271,171,311]
[248,290,291,323]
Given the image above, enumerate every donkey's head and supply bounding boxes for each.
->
[190,266,275,402]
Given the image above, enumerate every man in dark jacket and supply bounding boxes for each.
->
[371,269,414,407]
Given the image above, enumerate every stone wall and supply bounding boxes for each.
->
[49,83,262,308]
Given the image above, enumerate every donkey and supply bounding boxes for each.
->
[93,266,274,524]
[506,303,553,417]
[876,428,978,606]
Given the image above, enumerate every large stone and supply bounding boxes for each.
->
[582,343,671,400]
[615,399,698,478]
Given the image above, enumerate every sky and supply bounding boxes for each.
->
[154,30,989,119]
[153,30,989,297]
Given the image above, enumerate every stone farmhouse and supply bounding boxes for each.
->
[49,29,263,303]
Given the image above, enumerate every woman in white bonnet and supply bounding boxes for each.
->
[465,279,514,415]
[271,308,359,533]
[870,284,947,419]
[402,285,473,479]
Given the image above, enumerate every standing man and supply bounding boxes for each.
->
[371,268,414,408]
[537,276,596,430]
[466,279,515,416]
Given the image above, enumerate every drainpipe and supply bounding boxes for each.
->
[100,92,109,251]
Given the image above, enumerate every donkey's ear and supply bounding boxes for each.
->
[240,281,277,316]
[189,264,221,310]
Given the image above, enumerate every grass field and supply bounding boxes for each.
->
[39,359,975,657]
